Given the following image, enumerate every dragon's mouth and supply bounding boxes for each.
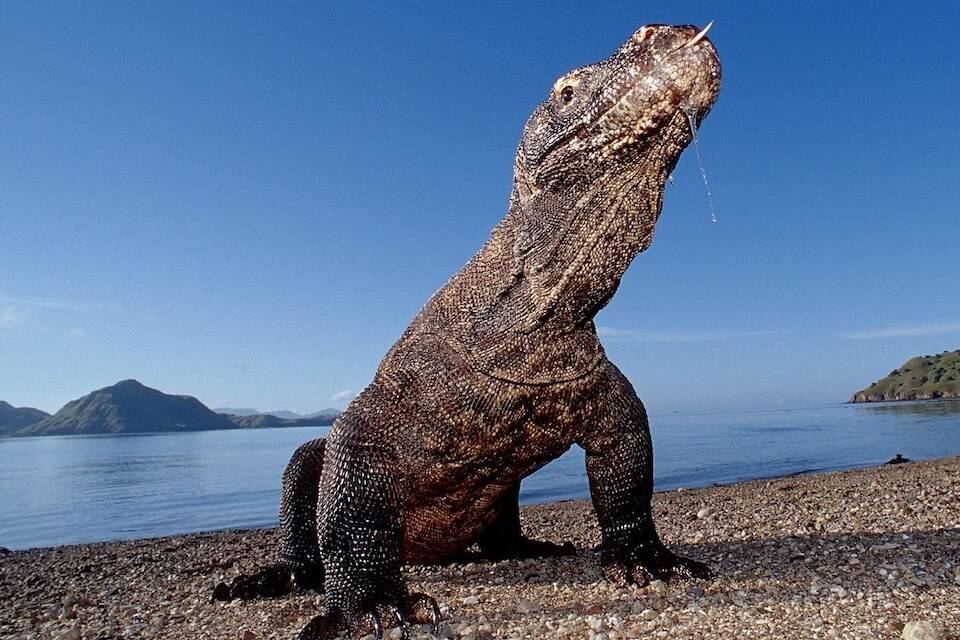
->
[593,23,721,146]
[524,23,721,181]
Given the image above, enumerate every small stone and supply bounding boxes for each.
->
[462,595,480,605]
[696,507,713,519]
[516,599,541,613]
[53,627,80,640]
[829,585,848,598]
[434,624,454,640]
[593,634,609,640]
[238,630,257,640]
[901,621,943,640]
[640,609,658,621]
[648,579,667,595]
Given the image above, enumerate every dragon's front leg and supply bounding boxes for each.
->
[580,364,710,585]
[297,435,440,640]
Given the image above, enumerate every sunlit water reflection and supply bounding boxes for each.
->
[2,401,957,549]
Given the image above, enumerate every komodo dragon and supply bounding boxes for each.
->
[215,22,721,640]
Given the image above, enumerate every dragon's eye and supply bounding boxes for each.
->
[560,86,575,104]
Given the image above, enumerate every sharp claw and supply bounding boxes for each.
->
[389,608,410,640]
[368,610,383,640]
[427,597,442,634]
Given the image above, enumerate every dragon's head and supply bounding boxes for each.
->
[434,25,721,378]
[515,23,721,212]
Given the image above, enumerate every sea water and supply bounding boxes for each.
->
[1,401,958,549]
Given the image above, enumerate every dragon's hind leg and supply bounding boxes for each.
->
[213,438,327,601]
[476,481,576,560]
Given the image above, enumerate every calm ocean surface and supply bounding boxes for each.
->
[2,401,959,550]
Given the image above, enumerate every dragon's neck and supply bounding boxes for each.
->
[506,170,667,331]
[409,166,668,384]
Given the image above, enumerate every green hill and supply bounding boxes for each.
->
[15,379,239,436]
[850,349,960,403]
[224,413,336,428]
[0,401,50,436]
[8,379,338,437]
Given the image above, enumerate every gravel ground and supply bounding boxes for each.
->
[2,457,958,640]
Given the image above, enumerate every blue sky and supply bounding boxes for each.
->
[2,1,959,416]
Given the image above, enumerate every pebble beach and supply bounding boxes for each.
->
[2,457,958,640]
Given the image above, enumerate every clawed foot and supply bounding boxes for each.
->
[212,562,322,602]
[601,543,710,586]
[297,593,442,640]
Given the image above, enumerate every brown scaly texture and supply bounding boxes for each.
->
[215,23,721,640]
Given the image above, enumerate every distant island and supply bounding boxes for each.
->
[0,401,51,437]
[214,407,341,421]
[850,349,960,403]
[0,379,339,437]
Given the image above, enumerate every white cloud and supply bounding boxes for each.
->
[840,322,960,340]
[596,326,783,343]
[0,295,84,311]
[330,389,355,404]
[0,305,23,328]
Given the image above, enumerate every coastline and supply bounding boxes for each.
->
[3,458,958,640]
[849,395,960,404]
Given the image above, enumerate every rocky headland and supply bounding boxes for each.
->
[851,350,960,403]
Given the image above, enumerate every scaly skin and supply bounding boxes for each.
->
[215,23,721,639]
